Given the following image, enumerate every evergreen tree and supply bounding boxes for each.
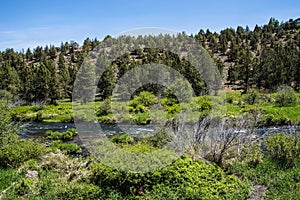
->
[32,63,50,102]
[58,54,70,98]
[45,59,61,103]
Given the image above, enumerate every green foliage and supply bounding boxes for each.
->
[264,132,300,167]
[0,168,20,192]
[129,91,158,111]
[0,18,299,103]
[56,183,103,200]
[228,132,300,199]
[0,139,47,168]
[160,97,178,107]
[239,143,264,167]
[11,103,73,123]
[275,85,297,107]
[98,113,116,124]
[260,113,291,126]
[45,128,78,141]
[15,178,34,196]
[197,96,212,111]
[229,158,300,199]
[244,89,259,105]
[111,134,135,145]
[0,103,19,146]
[50,140,82,154]
[0,102,46,168]
[90,155,250,199]
[131,112,151,124]
[143,129,171,148]
[0,90,13,106]
[96,98,112,116]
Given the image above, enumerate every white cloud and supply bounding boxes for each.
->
[0,25,93,51]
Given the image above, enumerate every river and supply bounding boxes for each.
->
[19,122,156,140]
[19,122,300,142]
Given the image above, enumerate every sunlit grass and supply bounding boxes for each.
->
[10,91,300,126]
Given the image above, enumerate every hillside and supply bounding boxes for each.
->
[0,17,299,104]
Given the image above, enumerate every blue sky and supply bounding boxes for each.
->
[0,0,299,51]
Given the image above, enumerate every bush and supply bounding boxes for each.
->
[96,98,112,116]
[275,85,297,107]
[97,114,116,124]
[161,97,180,118]
[260,113,291,126]
[15,178,35,196]
[57,183,103,200]
[35,111,43,122]
[130,91,158,107]
[264,132,300,167]
[50,140,82,154]
[244,89,259,105]
[131,112,151,124]
[143,130,171,148]
[240,143,264,167]
[191,96,212,112]
[0,90,13,106]
[111,134,135,145]
[46,128,78,141]
[90,155,250,199]
[0,104,19,146]
[0,168,20,192]
[0,139,47,168]
[129,91,158,114]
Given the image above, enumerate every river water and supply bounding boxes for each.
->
[19,122,300,141]
[19,122,156,140]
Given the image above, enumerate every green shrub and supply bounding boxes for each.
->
[35,111,43,122]
[0,168,20,192]
[130,91,158,107]
[240,143,264,167]
[128,104,147,113]
[96,98,112,116]
[131,112,151,124]
[97,114,116,124]
[57,183,103,200]
[228,157,300,199]
[191,96,212,112]
[161,97,180,118]
[0,90,13,106]
[128,92,158,117]
[244,89,259,105]
[259,112,291,126]
[275,85,297,107]
[143,130,171,148]
[90,155,250,199]
[264,132,300,167]
[15,178,35,196]
[111,134,135,145]
[0,139,47,168]
[46,128,78,141]
[50,140,82,154]
[0,104,19,146]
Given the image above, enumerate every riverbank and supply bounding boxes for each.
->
[10,91,300,126]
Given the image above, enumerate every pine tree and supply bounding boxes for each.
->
[32,63,50,102]
[237,47,253,93]
[45,59,61,103]
[58,54,70,98]
[19,63,34,102]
